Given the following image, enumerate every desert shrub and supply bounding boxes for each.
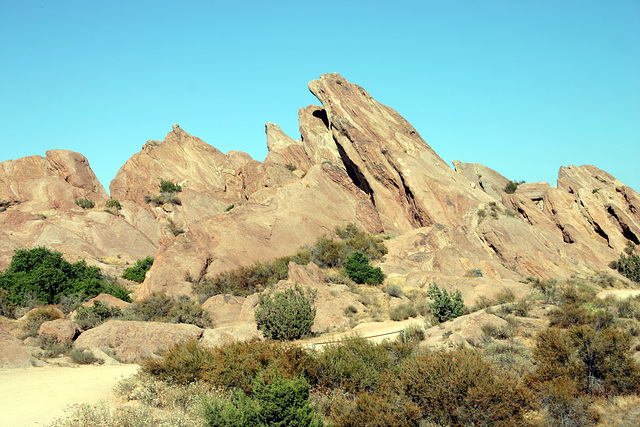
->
[21,305,63,338]
[36,333,72,358]
[529,325,640,396]
[343,252,384,285]
[159,179,182,193]
[142,339,313,392]
[335,223,388,261]
[513,298,532,317]
[0,288,14,318]
[538,377,600,426]
[399,348,531,427]
[225,203,235,212]
[166,219,185,236]
[329,389,421,427]
[426,282,465,323]
[312,237,351,269]
[464,267,483,278]
[383,284,403,298]
[616,252,640,283]
[309,336,409,394]
[390,303,417,321]
[284,163,297,172]
[70,348,103,365]
[0,247,130,307]
[127,292,174,321]
[548,303,614,330]
[495,288,516,304]
[167,296,213,328]
[255,285,316,341]
[504,180,524,194]
[202,374,324,427]
[193,251,311,300]
[75,300,123,330]
[122,256,154,283]
[74,198,95,209]
[105,199,122,210]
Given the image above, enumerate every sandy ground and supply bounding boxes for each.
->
[0,363,139,427]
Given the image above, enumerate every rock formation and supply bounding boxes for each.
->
[1,72,639,314]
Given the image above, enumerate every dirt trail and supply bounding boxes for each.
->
[0,364,139,426]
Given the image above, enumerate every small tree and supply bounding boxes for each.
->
[427,282,465,323]
[343,251,385,285]
[616,252,640,283]
[255,285,316,341]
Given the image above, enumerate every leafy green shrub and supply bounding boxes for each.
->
[105,199,121,210]
[426,282,465,323]
[74,300,123,330]
[343,252,384,285]
[225,203,235,212]
[159,179,182,193]
[203,374,324,427]
[74,198,95,209]
[70,348,103,365]
[504,180,524,194]
[615,252,640,283]
[121,256,154,283]
[0,247,130,307]
[255,285,316,341]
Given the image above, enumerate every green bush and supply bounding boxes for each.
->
[159,179,182,193]
[74,300,123,330]
[615,252,640,283]
[105,199,121,210]
[343,251,385,285]
[74,198,95,209]
[0,247,130,307]
[121,256,154,283]
[504,180,524,194]
[225,203,235,212]
[203,374,324,427]
[426,282,465,323]
[0,288,14,318]
[390,303,417,321]
[126,292,174,322]
[255,285,316,341]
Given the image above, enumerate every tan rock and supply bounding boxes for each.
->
[73,320,203,363]
[202,294,245,326]
[38,319,80,342]
[0,327,41,368]
[82,293,131,310]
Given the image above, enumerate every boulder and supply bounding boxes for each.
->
[0,327,41,368]
[202,294,245,326]
[73,320,203,363]
[38,319,80,342]
[82,293,131,310]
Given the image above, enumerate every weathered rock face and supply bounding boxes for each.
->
[73,320,203,363]
[140,162,384,297]
[0,327,41,368]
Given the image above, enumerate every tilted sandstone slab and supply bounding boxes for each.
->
[139,163,383,297]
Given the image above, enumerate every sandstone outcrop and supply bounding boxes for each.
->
[0,327,41,368]
[73,320,203,363]
[38,319,81,342]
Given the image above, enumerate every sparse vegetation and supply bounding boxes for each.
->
[121,256,154,283]
[74,300,123,330]
[74,198,95,209]
[166,218,185,236]
[126,292,212,328]
[70,348,103,365]
[225,203,235,212]
[615,252,640,283]
[105,199,122,211]
[504,179,525,194]
[159,179,182,194]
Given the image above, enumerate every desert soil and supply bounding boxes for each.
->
[0,363,139,426]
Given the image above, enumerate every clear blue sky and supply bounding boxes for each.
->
[1,1,638,193]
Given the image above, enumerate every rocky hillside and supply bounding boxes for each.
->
[1,73,638,303]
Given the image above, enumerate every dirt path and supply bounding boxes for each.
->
[0,364,139,426]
